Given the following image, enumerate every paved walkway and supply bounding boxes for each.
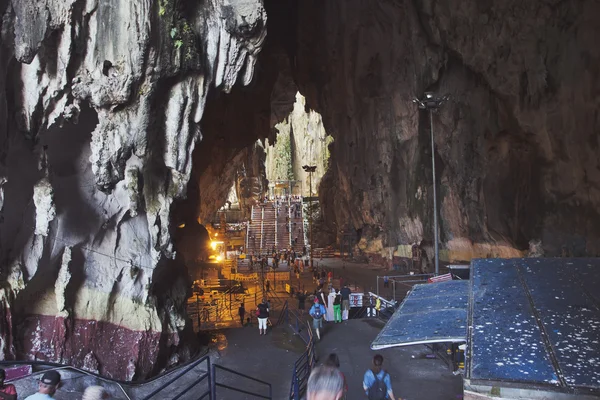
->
[313,319,463,400]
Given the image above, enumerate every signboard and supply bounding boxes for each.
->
[285,283,291,294]
[350,293,364,308]
[237,273,259,281]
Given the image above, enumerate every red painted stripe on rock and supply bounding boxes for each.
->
[17,314,181,380]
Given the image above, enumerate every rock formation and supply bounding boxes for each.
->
[265,92,332,197]
[0,0,267,379]
[1,0,599,380]
[293,0,600,263]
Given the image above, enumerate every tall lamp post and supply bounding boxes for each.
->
[303,165,317,268]
[413,92,449,276]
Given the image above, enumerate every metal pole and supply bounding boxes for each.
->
[430,110,439,276]
[376,276,379,298]
[309,171,314,268]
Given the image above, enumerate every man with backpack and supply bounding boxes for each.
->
[309,297,327,341]
[363,354,398,400]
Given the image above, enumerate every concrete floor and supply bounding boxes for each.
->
[9,260,463,400]
[314,318,463,400]
[207,317,463,400]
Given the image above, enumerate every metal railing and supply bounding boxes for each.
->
[212,364,272,399]
[275,300,289,326]
[141,355,212,400]
[288,308,316,400]
[2,361,132,399]
[4,354,274,400]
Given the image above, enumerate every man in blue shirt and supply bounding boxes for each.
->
[309,297,327,340]
[363,354,398,399]
[25,370,61,399]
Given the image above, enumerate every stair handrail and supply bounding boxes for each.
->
[141,355,212,400]
[260,206,265,251]
[288,308,316,400]
[212,364,272,399]
[275,300,289,326]
[2,363,132,400]
[274,205,278,249]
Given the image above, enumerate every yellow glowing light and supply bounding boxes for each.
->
[177,223,185,228]
[216,255,223,262]
[215,233,218,237]
[211,241,217,250]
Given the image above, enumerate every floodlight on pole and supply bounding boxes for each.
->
[412,92,449,276]
[302,165,317,267]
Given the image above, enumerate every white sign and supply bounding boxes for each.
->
[349,293,364,308]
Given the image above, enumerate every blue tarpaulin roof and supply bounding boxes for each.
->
[468,258,600,391]
[371,280,468,349]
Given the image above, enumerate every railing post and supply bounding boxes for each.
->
[211,363,217,398]
[376,275,379,298]
[207,357,213,400]
[196,296,200,331]
[294,372,300,400]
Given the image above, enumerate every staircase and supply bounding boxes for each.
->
[3,356,273,400]
[247,200,306,254]
[247,206,264,255]
[263,206,276,252]
[288,201,304,253]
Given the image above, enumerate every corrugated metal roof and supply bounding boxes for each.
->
[468,258,600,391]
[371,280,468,349]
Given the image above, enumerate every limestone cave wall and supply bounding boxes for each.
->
[293,0,600,263]
[0,0,268,379]
[1,0,598,381]
[265,92,332,197]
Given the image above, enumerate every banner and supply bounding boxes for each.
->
[349,293,364,308]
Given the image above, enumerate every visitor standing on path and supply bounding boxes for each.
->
[383,275,389,288]
[340,284,351,314]
[25,370,61,400]
[0,369,17,400]
[324,353,348,396]
[309,297,327,340]
[238,303,246,326]
[363,355,399,400]
[256,298,269,335]
[297,290,307,315]
[333,289,342,323]
[82,386,109,400]
[306,366,345,400]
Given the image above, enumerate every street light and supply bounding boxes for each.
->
[302,165,317,268]
[412,92,450,276]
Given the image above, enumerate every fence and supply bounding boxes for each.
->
[4,355,273,400]
[288,309,316,400]
[376,273,433,302]
[188,281,266,331]
[212,364,272,399]
[141,355,212,400]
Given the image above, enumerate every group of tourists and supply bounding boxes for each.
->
[1,369,109,399]
[304,283,352,340]
[306,354,399,400]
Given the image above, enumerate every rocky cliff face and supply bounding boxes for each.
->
[0,0,267,379]
[294,0,600,263]
[265,92,332,197]
[1,0,598,380]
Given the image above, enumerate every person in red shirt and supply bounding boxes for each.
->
[0,369,17,400]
